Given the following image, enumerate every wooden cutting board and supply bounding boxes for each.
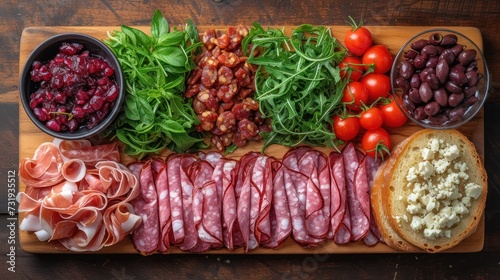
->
[18,25,485,254]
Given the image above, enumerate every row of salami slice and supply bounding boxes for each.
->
[130,142,383,255]
[17,139,141,251]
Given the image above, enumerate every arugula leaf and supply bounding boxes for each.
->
[243,23,347,151]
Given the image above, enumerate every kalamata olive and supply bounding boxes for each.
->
[428,113,449,125]
[419,67,435,82]
[451,63,466,73]
[404,49,418,59]
[448,107,467,122]
[398,60,414,79]
[429,33,443,45]
[396,77,410,93]
[466,61,478,72]
[413,106,427,120]
[466,96,479,106]
[403,94,416,112]
[410,73,421,88]
[464,86,477,98]
[419,82,433,103]
[448,92,464,107]
[436,45,445,55]
[458,49,477,66]
[438,49,456,65]
[445,80,462,94]
[421,45,438,56]
[411,39,429,51]
[409,87,422,103]
[435,59,449,84]
[450,44,465,56]
[449,67,468,86]
[433,88,448,106]
[465,71,478,86]
[440,34,458,46]
[413,53,428,69]
[424,101,441,116]
[426,56,439,68]
[426,74,440,89]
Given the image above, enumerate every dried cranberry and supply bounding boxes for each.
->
[28,42,119,133]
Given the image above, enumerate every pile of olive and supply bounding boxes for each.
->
[394,32,483,125]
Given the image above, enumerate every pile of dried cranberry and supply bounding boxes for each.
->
[29,42,119,132]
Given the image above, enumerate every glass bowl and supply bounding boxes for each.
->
[390,28,489,129]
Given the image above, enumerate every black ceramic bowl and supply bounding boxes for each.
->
[20,33,124,140]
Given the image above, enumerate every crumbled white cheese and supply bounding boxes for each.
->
[465,183,482,199]
[402,137,481,240]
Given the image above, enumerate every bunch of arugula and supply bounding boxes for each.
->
[104,10,205,158]
[242,23,347,151]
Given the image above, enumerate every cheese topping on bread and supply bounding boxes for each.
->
[395,138,482,240]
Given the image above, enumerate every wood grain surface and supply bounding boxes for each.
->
[3,1,500,279]
[18,25,485,254]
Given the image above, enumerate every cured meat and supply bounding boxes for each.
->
[19,142,64,188]
[342,142,370,242]
[263,160,292,249]
[57,139,120,167]
[329,152,347,242]
[18,141,141,252]
[192,159,223,251]
[165,155,185,246]
[151,159,171,253]
[253,155,274,247]
[131,160,160,255]
[178,155,205,252]
[220,159,238,250]
[281,147,328,247]
[234,152,259,251]
[61,159,86,182]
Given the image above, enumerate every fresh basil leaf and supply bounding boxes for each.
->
[151,9,169,39]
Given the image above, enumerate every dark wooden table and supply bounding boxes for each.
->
[1,0,499,279]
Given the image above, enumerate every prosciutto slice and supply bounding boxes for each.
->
[18,140,141,252]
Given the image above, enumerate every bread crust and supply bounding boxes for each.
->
[374,129,487,253]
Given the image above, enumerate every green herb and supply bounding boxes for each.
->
[242,23,347,151]
[104,10,205,158]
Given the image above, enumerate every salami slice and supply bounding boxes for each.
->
[218,159,239,250]
[342,142,370,242]
[253,155,274,247]
[151,159,171,253]
[192,159,223,250]
[282,147,325,247]
[166,155,185,246]
[263,160,292,249]
[178,155,200,252]
[329,152,346,241]
[131,160,160,255]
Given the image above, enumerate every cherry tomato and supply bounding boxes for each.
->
[344,24,372,56]
[341,81,369,112]
[361,127,392,159]
[360,107,384,130]
[380,97,408,128]
[362,45,394,74]
[333,115,360,141]
[360,73,391,103]
[339,56,364,81]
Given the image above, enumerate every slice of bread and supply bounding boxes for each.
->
[371,136,421,252]
[373,129,487,253]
